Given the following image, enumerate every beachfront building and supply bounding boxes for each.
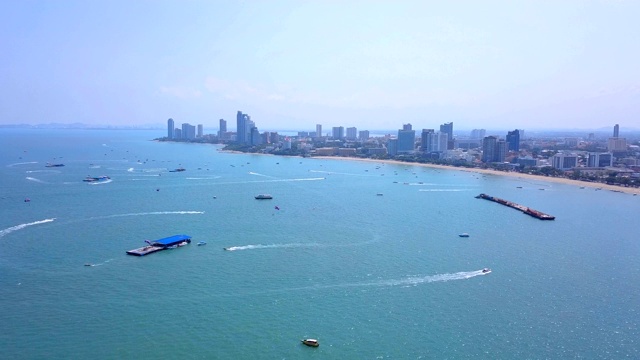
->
[346,127,357,140]
[359,130,370,141]
[182,123,196,140]
[507,130,520,151]
[440,122,453,149]
[587,152,613,168]
[482,136,507,162]
[397,124,415,153]
[332,126,344,140]
[167,118,175,139]
[218,119,227,138]
[551,153,578,170]
[316,124,322,139]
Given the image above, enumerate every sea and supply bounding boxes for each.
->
[0,129,638,359]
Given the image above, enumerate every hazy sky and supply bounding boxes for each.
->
[1,0,638,131]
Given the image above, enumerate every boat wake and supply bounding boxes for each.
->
[85,258,114,267]
[88,211,204,220]
[88,179,113,185]
[418,189,469,192]
[25,177,47,183]
[309,170,374,177]
[7,161,38,167]
[248,172,275,178]
[214,177,325,186]
[363,269,490,287]
[224,243,322,251]
[0,218,56,238]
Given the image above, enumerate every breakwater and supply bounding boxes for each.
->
[475,193,555,220]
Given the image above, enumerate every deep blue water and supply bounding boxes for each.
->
[0,129,638,359]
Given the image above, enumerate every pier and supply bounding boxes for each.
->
[475,194,555,220]
[126,234,192,256]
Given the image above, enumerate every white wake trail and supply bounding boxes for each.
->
[224,243,321,251]
[26,177,47,183]
[0,218,56,238]
[89,211,205,220]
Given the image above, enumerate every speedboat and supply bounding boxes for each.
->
[459,233,470,238]
[482,268,491,274]
[197,241,207,246]
[255,194,273,200]
[301,339,319,347]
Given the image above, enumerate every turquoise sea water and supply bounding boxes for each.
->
[1,129,639,359]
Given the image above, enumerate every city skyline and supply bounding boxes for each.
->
[1,1,639,130]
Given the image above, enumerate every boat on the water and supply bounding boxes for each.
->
[169,167,186,172]
[255,194,273,200]
[46,163,65,167]
[83,175,110,182]
[197,241,207,246]
[459,233,470,238]
[301,339,319,347]
[482,268,491,274]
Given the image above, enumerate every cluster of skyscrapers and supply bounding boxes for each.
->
[167,118,202,140]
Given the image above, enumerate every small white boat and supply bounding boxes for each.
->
[301,339,319,347]
[482,268,491,274]
[459,233,470,238]
[197,241,207,246]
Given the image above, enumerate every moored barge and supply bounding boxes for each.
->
[126,234,192,256]
[475,194,555,220]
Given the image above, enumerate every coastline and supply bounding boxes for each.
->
[312,156,640,195]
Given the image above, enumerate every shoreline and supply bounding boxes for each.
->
[312,156,640,195]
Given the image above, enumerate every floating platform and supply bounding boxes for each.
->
[475,194,555,220]
[126,234,192,256]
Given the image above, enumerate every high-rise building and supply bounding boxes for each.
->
[397,124,415,153]
[250,127,262,146]
[506,129,520,151]
[197,124,203,138]
[471,129,486,139]
[440,122,453,149]
[358,130,370,141]
[174,128,182,139]
[236,111,246,144]
[607,137,627,152]
[552,153,578,170]
[332,126,344,140]
[495,140,507,162]
[614,124,619,138]
[587,152,613,167]
[218,119,227,138]
[387,138,398,156]
[182,123,196,140]
[482,136,497,162]
[346,127,357,140]
[167,118,175,139]
[316,124,322,139]
[420,129,434,151]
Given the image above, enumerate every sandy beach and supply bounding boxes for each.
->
[313,156,640,195]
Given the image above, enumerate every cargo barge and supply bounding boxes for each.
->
[126,234,192,256]
[475,194,555,220]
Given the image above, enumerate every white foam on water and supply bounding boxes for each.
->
[88,211,204,220]
[0,218,56,238]
[25,177,47,183]
[418,189,468,192]
[7,161,38,167]
[224,243,321,251]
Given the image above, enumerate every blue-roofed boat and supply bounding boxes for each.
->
[126,234,192,256]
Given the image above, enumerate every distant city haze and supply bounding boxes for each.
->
[1,1,638,130]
